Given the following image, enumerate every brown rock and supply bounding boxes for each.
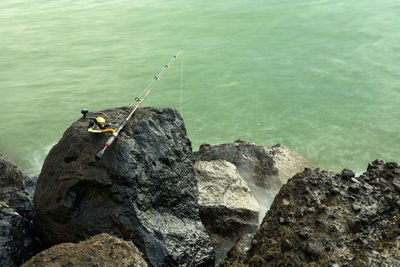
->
[223,160,400,266]
[22,233,147,267]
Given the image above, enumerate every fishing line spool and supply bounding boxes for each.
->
[80,109,116,134]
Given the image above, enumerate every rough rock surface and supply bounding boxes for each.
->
[195,160,259,264]
[22,233,147,267]
[34,107,214,266]
[0,205,38,267]
[223,160,400,266]
[0,152,36,218]
[270,143,316,184]
[194,140,281,190]
[194,140,315,222]
[0,153,40,266]
[224,233,255,264]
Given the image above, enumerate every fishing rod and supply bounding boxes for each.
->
[94,48,184,161]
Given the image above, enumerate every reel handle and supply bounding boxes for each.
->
[81,109,89,119]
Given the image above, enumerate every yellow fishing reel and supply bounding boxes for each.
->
[81,110,116,134]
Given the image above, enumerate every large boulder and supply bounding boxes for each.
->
[194,140,281,190]
[223,160,400,266]
[195,160,259,264]
[194,140,315,222]
[21,233,147,267]
[0,153,40,266]
[34,107,214,266]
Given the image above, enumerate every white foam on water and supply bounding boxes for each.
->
[28,143,55,176]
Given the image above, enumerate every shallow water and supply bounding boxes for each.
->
[1,0,399,175]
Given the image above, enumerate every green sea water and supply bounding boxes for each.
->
[1,0,399,175]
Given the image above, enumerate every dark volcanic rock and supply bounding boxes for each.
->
[0,153,35,218]
[21,233,147,267]
[34,107,214,266]
[0,153,39,266]
[195,160,259,264]
[0,205,38,267]
[223,160,400,266]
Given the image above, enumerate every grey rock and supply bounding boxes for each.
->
[341,168,355,180]
[305,241,322,260]
[0,206,37,267]
[392,180,400,192]
[195,160,259,264]
[0,153,35,219]
[269,143,316,184]
[194,141,315,223]
[33,107,214,266]
[280,238,295,252]
[194,140,281,189]
[0,153,40,266]
[224,233,255,263]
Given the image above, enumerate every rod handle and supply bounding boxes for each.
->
[95,147,107,161]
[95,135,116,160]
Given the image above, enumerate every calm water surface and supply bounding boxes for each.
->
[1,0,399,174]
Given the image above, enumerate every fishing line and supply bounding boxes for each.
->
[109,49,184,125]
[180,49,184,114]
[95,49,184,160]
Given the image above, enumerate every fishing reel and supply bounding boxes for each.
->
[81,109,116,134]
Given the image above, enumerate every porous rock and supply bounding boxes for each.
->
[0,153,40,266]
[223,160,400,266]
[21,233,147,267]
[195,160,259,264]
[34,107,214,266]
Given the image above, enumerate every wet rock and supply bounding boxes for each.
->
[0,153,40,266]
[21,233,147,267]
[270,143,316,184]
[305,241,322,261]
[0,153,35,218]
[194,141,314,188]
[195,160,259,264]
[0,206,38,267]
[297,228,312,240]
[341,168,355,180]
[223,233,255,263]
[223,160,400,266]
[194,140,280,189]
[33,107,214,266]
[280,238,296,252]
[194,141,315,222]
